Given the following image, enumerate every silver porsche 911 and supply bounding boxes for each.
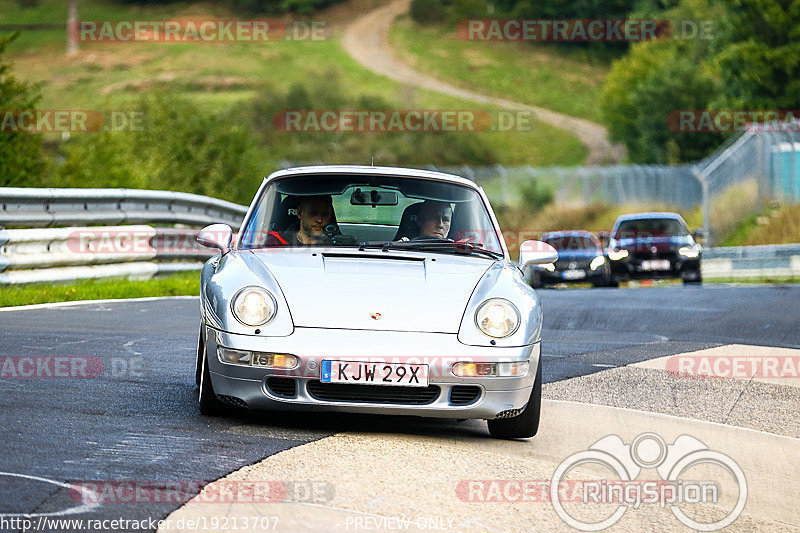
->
[194,165,557,438]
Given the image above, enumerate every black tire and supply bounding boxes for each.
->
[198,350,223,416]
[487,359,542,439]
[682,271,703,285]
[195,323,205,388]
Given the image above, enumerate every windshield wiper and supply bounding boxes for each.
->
[358,240,502,259]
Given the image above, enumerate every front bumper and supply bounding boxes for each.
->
[204,326,539,420]
[610,255,701,280]
[538,268,607,284]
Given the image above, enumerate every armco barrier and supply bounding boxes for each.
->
[702,244,800,279]
[0,187,247,228]
[0,225,217,284]
[0,187,248,284]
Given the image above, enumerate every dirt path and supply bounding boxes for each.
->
[342,0,626,165]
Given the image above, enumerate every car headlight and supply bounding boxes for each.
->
[539,263,556,272]
[475,298,520,338]
[679,245,701,258]
[590,256,606,270]
[607,249,629,261]
[231,286,277,327]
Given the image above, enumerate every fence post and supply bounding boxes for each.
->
[692,167,711,245]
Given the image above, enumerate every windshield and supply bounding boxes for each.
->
[614,218,689,239]
[238,174,503,256]
[544,235,600,251]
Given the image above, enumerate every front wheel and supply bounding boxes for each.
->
[682,271,703,285]
[195,323,205,388]
[487,359,542,439]
[198,351,223,416]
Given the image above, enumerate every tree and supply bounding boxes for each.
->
[0,33,46,187]
[711,0,800,110]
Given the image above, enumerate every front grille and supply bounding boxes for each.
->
[218,395,248,408]
[306,381,440,405]
[449,386,481,405]
[555,258,591,269]
[266,377,297,398]
[631,250,677,261]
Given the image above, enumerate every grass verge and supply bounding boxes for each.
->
[0,271,199,308]
[4,0,586,168]
[389,16,609,123]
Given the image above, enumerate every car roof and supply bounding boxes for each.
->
[614,211,684,222]
[542,230,597,239]
[264,165,480,190]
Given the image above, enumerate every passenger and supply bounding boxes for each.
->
[414,200,452,240]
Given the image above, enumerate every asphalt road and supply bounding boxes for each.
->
[0,285,798,531]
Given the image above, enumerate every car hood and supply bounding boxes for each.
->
[553,249,601,259]
[247,249,494,333]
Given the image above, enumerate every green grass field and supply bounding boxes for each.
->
[3,0,586,166]
[0,271,199,308]
[389,16,610,123]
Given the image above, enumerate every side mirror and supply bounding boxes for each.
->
[691,229,704,242]
[519,240,558,269]
[197,224,232,254]
[597,231,610,247]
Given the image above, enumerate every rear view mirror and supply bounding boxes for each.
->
[519,240,558,269]
[350,188,398,206]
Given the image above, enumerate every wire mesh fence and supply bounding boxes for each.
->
[422,122,800,245]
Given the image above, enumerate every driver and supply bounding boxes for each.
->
[286,195,335,245]
[415,200,452,240]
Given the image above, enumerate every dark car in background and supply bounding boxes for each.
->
[527,230,613,288]
[607,212,702,285]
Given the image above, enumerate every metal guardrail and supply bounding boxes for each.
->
[0,225,218,284]
[702,243,800,279]
[0,187,248,228]
[0,187,248,284]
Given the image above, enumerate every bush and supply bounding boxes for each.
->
[519,180,554,213]
[57,93,263,204]
[0,33,47,187]
[409,0,448,25]
[56,72,498,203]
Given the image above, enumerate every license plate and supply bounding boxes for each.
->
[641,260,671,271]
[562,269,586,280]
[320,361,429,387]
